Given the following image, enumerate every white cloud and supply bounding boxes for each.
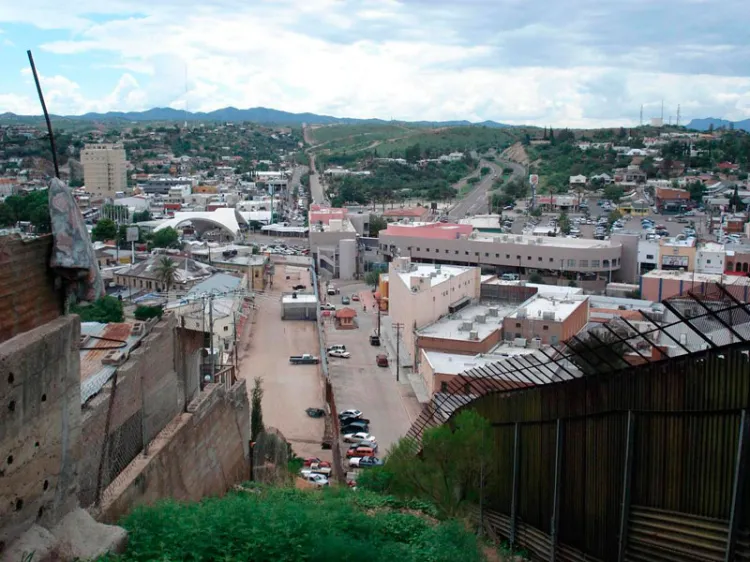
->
[0,0,747,124]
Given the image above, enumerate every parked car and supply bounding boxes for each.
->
[289,354,320,365]
[349,456,384,468]
[341,421,369,434]
[376,354,389,367]
[328,344,347,353]
[304,473,329,486]
[369,334,381,346]
[341,296,351,305]
[292,284,306,290]
[321,303,336,311]
[347,440,378,452]
[346,446,377,458]
[329,349,351,358]
[341,414,370,425]
[351,294,360,301]
[343,432,376,443]
[339,409,362,420]
[303,457,332,467]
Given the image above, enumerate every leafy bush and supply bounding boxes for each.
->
[134,305,163,321]
[71,296,124,323]
[100,487,485,562]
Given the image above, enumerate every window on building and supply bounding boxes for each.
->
[506,254,510,259]
[455,250,459,254]
[543,325,549,331]
[580,260,588,267]
[568,259,576,267]
[707,259,712,264]
[516,322,521,328]
[551,335,559,345]
[485,253,490,257]
[425,248,429,252]
[416,247,420,251]
[591,260,600,268]
[527,256,532,260]
[550,257,554,262]
[465,251,470,255]
[440,382,448,393]
[224,326,229,331]
[445,249,449,254]
[517,255,521,260]
[538,257,543,261]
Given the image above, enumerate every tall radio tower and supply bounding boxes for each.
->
[676,104,681,128]
[639,104,643,127]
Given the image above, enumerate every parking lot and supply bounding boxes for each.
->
[238,264,330,461]
[323,283,420,456]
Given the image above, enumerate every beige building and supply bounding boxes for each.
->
[388,257,481,359]
[81,143,128,199]
[502,293,590,346]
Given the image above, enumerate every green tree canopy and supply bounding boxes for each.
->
[603,185,624,203]
[91,218,118,242]
[71,296,124,323]
[132,210,152,223]
[154,256,179,292]
[0,189,51,232]
[369,214,388,237]
[149,227,180,249]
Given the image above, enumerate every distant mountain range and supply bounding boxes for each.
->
[0,106,514,128]
[686,117,750,132]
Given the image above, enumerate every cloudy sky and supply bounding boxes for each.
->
[0,0,749,127]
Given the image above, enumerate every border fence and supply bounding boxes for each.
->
[407,284,750,561]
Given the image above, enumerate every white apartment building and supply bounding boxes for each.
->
[695,243,726,275]
[388,257,481,360]
[81,143,128,199]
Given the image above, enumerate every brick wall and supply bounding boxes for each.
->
[99,380,250,523]
[0,235,63,344]
[0,316,81,551]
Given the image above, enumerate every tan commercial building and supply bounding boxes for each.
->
[379,222,638,283]
[502,293,590,346]
[388,257,481,358]
[81,143,128,199]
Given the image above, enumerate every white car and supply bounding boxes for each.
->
[339,409,362,419]
[304,473,329,487]
[329,349,351,358]
[343,432,376,444]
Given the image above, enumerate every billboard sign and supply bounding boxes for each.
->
[662,255,688,268]
[126,226,140,242]
[529,174,539,187]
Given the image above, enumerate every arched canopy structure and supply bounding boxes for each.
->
[154,208,248,239]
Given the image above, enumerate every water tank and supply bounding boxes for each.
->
[469,330,479,341]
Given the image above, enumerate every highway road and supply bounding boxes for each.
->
[307,153,327,205]
[448,155,526,219]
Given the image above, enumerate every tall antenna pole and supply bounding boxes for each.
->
[677,104,681,128]
[661,100,664,123]
[640,105,643,127]
[27,50,59,178]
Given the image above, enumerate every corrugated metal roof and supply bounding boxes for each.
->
[80,322,146,404]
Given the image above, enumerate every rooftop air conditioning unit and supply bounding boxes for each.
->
[537,237,544,244]
[542,311,556,321]
[529,337,542,349]
[475,314,486,324]
[488,307,499,317]
[515,236,523,243]
[469,330,479,341]
[461,321,474,331]
[514,338,528,348]
[516,307,527,319]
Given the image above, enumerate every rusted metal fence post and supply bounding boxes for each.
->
[550,419,563,562]
[510,422,521,547]
[726,409,748,562]
[617,411,635,562]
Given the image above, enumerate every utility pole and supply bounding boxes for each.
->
[393,322,404,382]
[377,301,381,338]
[208,293,215,377]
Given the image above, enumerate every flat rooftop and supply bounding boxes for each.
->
[395,263,475,289]
[472,232,619,249]
[417,303,515,341]
[508,294,588,322]
[424,347,543,376]
[642,270,722,283]
[282,293,318,304]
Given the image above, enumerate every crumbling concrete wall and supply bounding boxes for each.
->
[0,316,81,552]
[78,315,200,507]
[0,235,64,343]
[99,380,250,523]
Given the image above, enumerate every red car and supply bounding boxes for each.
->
[351,294,360,301]
[303,458,331,467]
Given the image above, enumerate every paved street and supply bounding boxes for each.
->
[308,154,327,205]
[448,155,526,219]
[324,284,421,454]
[237,265,329,461]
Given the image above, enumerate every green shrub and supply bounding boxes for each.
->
[133,305,163,321]
[71,296,124,323]
[100,488,484,562]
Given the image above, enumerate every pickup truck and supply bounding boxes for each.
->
[289,354,320,365]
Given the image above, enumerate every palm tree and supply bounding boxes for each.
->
[155,256,179,293]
